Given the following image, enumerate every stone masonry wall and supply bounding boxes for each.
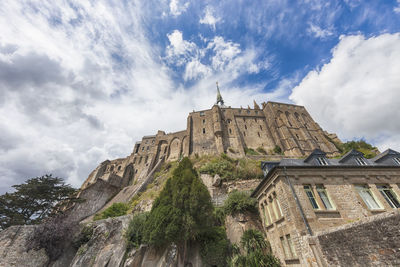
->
[313,210,400,267]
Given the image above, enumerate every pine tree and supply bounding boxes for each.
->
[144,157,214,265]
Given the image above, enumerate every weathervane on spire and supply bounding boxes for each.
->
[216,82,225,106]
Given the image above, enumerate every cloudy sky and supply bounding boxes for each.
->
[1,0,399,193]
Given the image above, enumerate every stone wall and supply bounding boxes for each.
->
[313,210,400,266]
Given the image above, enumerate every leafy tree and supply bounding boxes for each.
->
[144,157,214,265]
[228,229,281,267]
[125,212,149,250]
[0,174,77,230]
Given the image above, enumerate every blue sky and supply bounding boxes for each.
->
[0,0,400,192]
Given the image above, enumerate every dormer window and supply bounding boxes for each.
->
[317,157,328,166]
[355,157,367,166]
[394,157,400,165]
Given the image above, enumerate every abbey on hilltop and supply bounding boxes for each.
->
[82,84,341,189]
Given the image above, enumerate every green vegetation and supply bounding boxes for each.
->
[221,190,258,216]
[197,153,263,181]
[198,226,230,266]
[273,145,282,155]
[127,161,178,213]
[245,147,259,155]
[125,212,149,250]
[0,174,78,230]
[228,229,281,267]
[338,140,378,158]
[93,202,128,221]
[125,158,280,266]
[73,225,94,249]
[256,147,267,155]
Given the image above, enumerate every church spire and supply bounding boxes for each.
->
[216,82,224,106]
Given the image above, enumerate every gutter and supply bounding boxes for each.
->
[283,166,313,236]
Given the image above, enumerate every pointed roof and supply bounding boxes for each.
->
[372,149,400,162]
[338,149,364,163]
[216,82,224,106]
[304,149,327,163]
[253,100,260,110]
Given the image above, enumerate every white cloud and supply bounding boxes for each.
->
[169,0,189,17]
[165,30,198,66]
[199,6,221,30]
[395,0,400,13]
[290,33,400,151]
[183,59,211,81]
[307,23,334,39]
[207,36,241,71]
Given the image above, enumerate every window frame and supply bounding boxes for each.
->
[355,185,382,210]
[377,185,400,208]
[304,185,319,209]
[316,185,335,210]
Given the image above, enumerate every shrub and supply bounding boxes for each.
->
[245,147,258,155]
[198,154,263,181]
[222,190,258,216]
[125,212,149,250]
[228,229,281,267]
[73,225,94,249]
[256,147,267,155]
[27,214,77,262]
[273,145,282,155]
[199,226,230,267]
[93,202,128,221]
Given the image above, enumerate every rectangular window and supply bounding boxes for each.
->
[377,185,400,208]
[355,157,367,166]
[394,157,400,165]
[317,157,328,166]
[200,111,205,116]
[280,237,290,258]
[316,185,334,210]
[267,203,275,221]
[262,204,271,226]
[202,128,206,134]
[272,193,283,218]
[286,234,297,258]
[304,185,319,209]
[355,185,381,210]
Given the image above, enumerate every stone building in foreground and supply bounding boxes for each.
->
[81,87,340,190]
[252,148,400,266]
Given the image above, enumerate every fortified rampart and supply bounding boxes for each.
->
[81,100,340,191]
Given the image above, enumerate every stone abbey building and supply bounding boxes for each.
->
[82,87,340,189]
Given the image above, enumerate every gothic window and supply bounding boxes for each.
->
[147,146,149,151]
[377,185,400,208]
[316,185,334,210]
[135,169,138,173]
[260,125,262,130]
[229,128,232,134]
[227,119,231,124]
[203,128,206,134]
[110,166,114,172]
[245,125,247,130]
[304,185,319,209]
[355,157,367,166]
[355,185,381,209]
[262,203,271,226]
[285,111,292,127]
[118,166,122,171]
[203,119,205,124]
